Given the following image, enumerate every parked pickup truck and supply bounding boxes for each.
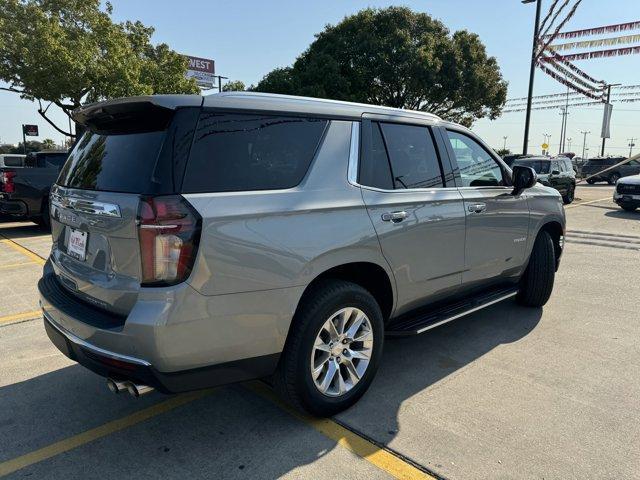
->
[0,150,68,228]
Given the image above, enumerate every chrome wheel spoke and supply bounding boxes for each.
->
[310,307,374,397]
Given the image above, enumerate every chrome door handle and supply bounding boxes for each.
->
[381,211,408,223]
[468,203,487,213]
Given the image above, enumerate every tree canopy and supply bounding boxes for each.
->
[222,80,246,92]
[0,0,198,136]
[254,7,508,126]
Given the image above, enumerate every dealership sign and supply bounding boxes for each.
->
[23,124,38,137]
[186,56,216,89]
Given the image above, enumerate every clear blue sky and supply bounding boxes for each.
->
[1,0,639,156]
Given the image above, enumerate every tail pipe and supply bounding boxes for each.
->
[107,378,154,397]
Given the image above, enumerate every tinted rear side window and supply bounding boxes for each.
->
[182,113,328,193]
[3,156,24,167]
[359,122,394,190]
[58,131,166,193]
[380,123,443,189]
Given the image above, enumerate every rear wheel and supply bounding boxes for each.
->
[36,199,51,231]
[517,230,555,308]
[586,179,596,184]
[608,173,620,185]
[274,280,384,416]
[621,205,637,212]
[562,184,575,204]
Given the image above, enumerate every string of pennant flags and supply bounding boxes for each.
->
[503,96,640,113]
[506,89,640,107]
[543,20,640,40]
[506,84,640,103]
[549,33,640,51]
[549,45,640,62]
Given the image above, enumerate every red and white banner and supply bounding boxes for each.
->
[539,55,604,92]
[550,33,640,51]
[551,45,640,61]
[537,62,603,99]
[543,20,640,40]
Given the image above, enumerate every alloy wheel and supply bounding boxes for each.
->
[310,307,374,397]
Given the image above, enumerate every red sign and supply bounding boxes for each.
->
[23,124,38,137]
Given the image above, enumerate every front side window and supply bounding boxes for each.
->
[183,113,327,193]
[446,130,504,187]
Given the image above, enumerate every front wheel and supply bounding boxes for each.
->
[517,230,556,308]
[621,205,637,212]
[562,184,575,204]
[274,280,384,416]
[608,173,620,185]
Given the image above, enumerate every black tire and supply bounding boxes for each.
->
[517,230,555,308]
[36,199,51,231]
[274,279,384,416]
[562,184,575,204]
[608,173,620,185]
[586,179,596,184]
[621,205,637,212]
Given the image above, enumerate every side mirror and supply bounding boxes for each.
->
[511,165,537,195]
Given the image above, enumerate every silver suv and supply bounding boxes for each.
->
[40,93,565,416]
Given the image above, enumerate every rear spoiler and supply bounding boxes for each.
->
[73,95,204,135]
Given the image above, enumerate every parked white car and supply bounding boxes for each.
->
[613,174,640,212]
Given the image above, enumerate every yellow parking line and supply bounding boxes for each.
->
[0,310,42,326]
[0,390,212,477]
[246,382,436,480]
[0,239,46,265]
[565,196,612,209]
[0,261,37,270]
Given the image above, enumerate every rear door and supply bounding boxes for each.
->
[358,117,465,315]
[48,106,200,316]
[442,128,530,288]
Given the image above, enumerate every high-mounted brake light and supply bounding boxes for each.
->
[1,171,16,193]
[137,195,201,286]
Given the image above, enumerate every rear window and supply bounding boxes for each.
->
[182,112,328,193]
[36,153,67,168]
[513,160,550,174]
[3,156,24,167]
[57,131,166,193]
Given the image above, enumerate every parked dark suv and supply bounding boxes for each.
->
[582,157,640,184]
[39,93,565,416]
[512,157,576,204]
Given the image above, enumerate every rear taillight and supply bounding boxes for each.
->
[137,195,201,286]
[1,171,16,193]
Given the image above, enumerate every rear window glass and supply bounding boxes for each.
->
[36,153,67,168]
[3,156,24,167]
[57,131,166,193]
[513,160,550,174]
[182,113,327,193]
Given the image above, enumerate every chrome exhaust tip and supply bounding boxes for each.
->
[126,382,154,397]
[106,378,128,394]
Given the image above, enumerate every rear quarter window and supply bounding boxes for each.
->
[182,112,328,193]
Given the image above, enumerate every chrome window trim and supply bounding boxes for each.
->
[348,121,360,185]
[348,120,508,194]
[43,309,151,367]
[51,191,122,218]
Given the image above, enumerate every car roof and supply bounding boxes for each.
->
[74,92,446,126]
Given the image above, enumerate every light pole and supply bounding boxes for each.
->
[522,0,542,155]
[503,136,508,150]
[628,138,637,157]
[567,137,572,151]
[581,130,590,159]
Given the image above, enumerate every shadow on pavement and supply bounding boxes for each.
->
[0,221,46,239]
[604,209,640,219]
[0,301,542,478]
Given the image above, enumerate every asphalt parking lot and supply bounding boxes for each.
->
[0,184,638,480]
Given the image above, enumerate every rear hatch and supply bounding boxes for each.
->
[48,99,201,318]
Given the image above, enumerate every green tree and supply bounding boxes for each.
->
[254,7,507,126]
[41,138,57,150]
[222,80,246,92]
[0,0,198,137]
[495,148,511,157]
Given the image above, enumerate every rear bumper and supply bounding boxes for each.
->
[43,311,279,393]
[39,259,301,392]
[0,198,28,216]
